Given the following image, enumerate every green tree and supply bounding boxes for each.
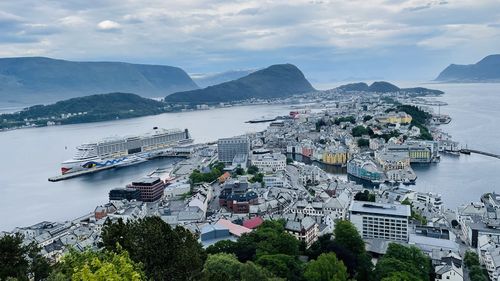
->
[334,221,365,256]
[202,253,276,281]
[202,253,242,281]
[206,240,238,255]
[333,221,373,280]
[357,138,369,147]
[49,248,144,281]
[235,167,245,175]
[464,251,480,267]
[101,217,205,281]
[0,233,51,281]
[352,126,369,137]
[304,253,349,281]
[247,165,259,175]
[469,265,488,281]
[374,244,430,281]
[381,271,421,281]
[363,115,373,122]
[354,190,375,202]
[256,254,303,281]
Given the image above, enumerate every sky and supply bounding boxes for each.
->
[0,0,499,82]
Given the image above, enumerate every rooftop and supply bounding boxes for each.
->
[349,201,411,217]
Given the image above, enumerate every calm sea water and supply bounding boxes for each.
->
[0,84,499,231]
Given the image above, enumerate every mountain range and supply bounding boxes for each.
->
[190,69,257,88]
[0,57,198,104]
[435,54,500,82]
[336,81,443,95]
[166,64,315,104]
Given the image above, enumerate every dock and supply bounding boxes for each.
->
[460,149,500,159]
[48,166,115,182]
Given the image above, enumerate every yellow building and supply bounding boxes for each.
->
[322,148,349,165]
[377,112,412,124]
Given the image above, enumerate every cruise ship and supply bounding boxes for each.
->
[61,128,192,175]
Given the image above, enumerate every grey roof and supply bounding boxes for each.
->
[349,201,410,217]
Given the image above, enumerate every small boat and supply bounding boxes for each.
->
[245,116,277,123]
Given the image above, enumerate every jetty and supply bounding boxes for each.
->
[48,166,115,182]
[460,149,500,159]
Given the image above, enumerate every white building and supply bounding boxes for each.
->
[251,153,286,173]
[284,216,319,248]
[434,252,464,281]
[263,174,285,188]
[349,201,411,242]
[478,235,500,281]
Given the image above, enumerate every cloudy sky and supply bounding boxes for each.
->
[0,0,499,82]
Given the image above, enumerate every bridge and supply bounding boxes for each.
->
[460,149,500,159]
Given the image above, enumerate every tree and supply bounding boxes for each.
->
[286,158,294,165]
[0,233,51,281]
[235,167,245,175]
[381,271,421,281]
[333,221,373,280]
[247,165,259,175]
[304,253,349,281]
[357,138,369,147]
[374,244,430,281]
[49,248,144,281]
[352,126,369,137]
[354,190,375,202]
[306,234,357,277]
[202,253,242,281]
[101,217,205,281]
[363,115,373,122]
[334,221,365,256]
[202,253,275,281]
[469,265,488,281]
[206,240,238,255]
[256,254,303,281]
[464,251,480,268]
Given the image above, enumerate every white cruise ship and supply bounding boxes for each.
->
[61,128,192,174]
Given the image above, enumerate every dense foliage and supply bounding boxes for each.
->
[354,190,376,202]
[352,126,369,137]
[304,253,350,281]
[49,248,144,280]
[0,233,51,281]
[464,251,488,281]
[100,216,205,281]
[374,243,431,281]
[334,116,356,125]
[189,162,225,185]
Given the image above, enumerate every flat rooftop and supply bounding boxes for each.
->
[349,201,411,217]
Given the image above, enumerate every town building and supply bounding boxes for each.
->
[251,153,286,172]
[321,146,349,165]
[434,252,464,281]
[109,188,141,201]
[349,201,411,242]
[128,177,164,202]
[217,136,250,164]
[219,179,258,213]
[284,216,319,248]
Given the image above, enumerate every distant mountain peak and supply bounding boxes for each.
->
[166,63,315,104]
[0,57,198,104]
[435,54,500,82]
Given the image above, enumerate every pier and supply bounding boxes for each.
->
[460,149,500,159]
[48,166,115,182]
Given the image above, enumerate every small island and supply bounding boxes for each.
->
[0,93,171,130]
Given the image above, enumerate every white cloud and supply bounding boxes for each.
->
[0,0,498,80]
[97,20,121,31]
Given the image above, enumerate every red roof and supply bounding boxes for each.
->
[243,217,264,229]
[216,219,252,237]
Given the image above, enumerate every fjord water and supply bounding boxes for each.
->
[0,84,499,231]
